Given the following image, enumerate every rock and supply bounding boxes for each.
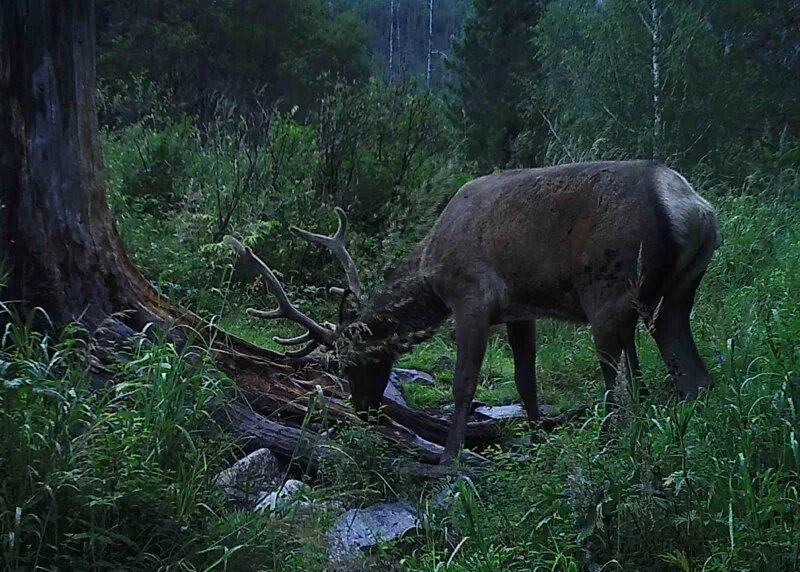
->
[384,374,407,406]
[254,479,308,512]
[213,448,282,506]
[384,368,439,406]
[327,501,419,562]
[507,451,533,462]
[473,403,553,420]
[392,368,437,385]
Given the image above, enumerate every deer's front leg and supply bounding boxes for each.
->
[441,310,490,464]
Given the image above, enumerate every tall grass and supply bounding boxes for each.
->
[0,314,288,570]
[3,163,799,570]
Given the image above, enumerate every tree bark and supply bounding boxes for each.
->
[0,0,170,336]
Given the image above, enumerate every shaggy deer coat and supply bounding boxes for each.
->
[346,160,717,462]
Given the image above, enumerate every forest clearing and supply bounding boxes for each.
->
[1,1,799,570]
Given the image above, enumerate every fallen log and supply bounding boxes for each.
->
[224,401,349,469]
[224,401,488,475]
[219,351,506,444]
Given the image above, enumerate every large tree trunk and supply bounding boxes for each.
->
[0,0,170,336]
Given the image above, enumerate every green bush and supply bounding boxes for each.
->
[101,81,470,312]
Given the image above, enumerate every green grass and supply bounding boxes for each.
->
[0,317,310,571]
[215,182,800,571]
[397,322,600,414]
[3,177,800,571]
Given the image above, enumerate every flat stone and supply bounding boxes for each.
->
[391,368,437,385]
[327,501,419,562]
[384,375,407,405]
[213,448,282,506]
[473,403,553,420]
[384,369,439,405]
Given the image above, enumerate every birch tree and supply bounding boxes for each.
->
[533,0,738,168]
[426,0,435,88]
[643,0,663,157]
[388,0,395,80]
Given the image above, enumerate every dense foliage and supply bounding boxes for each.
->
[449,0,547,169]
[3,0,800,569]
[522,0,800,176]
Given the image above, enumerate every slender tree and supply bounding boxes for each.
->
[426,0,434,87]
[647,0,663,158]
[395,0,402,74]
[388,0,395,80]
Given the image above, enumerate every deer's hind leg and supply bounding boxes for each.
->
[651,278,712,399]
[590,311,639,397]
[507,320,540,422]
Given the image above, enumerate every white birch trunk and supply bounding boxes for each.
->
[426,0,434,88]
[650,0,662,158]
[388,0,395,81]
[396,1,401,74]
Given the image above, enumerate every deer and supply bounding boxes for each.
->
[225,160,718,464]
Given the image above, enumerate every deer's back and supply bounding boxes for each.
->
[419,160,715,323]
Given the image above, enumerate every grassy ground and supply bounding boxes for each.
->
[216,184,800,571]
[2,182,799,570]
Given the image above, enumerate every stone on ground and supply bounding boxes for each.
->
[213,448,282,506]
[327,501,419,562]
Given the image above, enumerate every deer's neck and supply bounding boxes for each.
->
[350,248,450,357]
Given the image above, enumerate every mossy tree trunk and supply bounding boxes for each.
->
[0,0,171,335]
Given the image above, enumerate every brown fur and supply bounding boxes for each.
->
[346,160,718,462]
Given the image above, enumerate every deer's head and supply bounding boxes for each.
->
[225,208,394,413]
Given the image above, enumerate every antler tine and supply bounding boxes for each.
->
[224,236,336,347]
[290,207,363,301]
[284,340,320,358]
[272,332,313,346]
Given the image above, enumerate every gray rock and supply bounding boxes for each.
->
[391,368,437,385]
[254,479,308,512]
[473,403,553,420]
[327,501,419,562]
[384,374,407,405]
[384,368,439,405]
[213,448,282,506]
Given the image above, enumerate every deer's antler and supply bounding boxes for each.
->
[290,207,364,302]
[223,236,337,353]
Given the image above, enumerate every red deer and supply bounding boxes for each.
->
[226,160,718,463]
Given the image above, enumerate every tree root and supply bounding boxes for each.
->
[213,339,587,469]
